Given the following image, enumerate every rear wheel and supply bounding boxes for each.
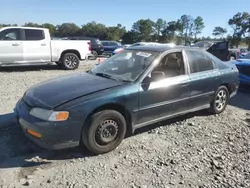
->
[208,86,229,114]
[230,56,235,60]
[82,110,127,154]
[61,53,80,70]
[88,50,98,60]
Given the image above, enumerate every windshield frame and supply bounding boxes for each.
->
[90,49,160,83]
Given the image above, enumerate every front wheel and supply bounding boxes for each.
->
[82,110,127,154]
[208,86,229,114]
[61,53,80,70]
[88,50,98,60]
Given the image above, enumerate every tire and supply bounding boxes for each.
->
[88,50,98,60]
[61,53,80,70]
[208,86,229,114]
[82,110,127,154]
[230,56,235,60]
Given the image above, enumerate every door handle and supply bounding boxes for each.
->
[41,43,46,46]
[12,43,19,46]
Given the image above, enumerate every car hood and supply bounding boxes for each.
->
[23,72,125,109]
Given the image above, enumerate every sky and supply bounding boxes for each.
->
[1,0,249,37]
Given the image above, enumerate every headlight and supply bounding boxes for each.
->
[29,107,69,121]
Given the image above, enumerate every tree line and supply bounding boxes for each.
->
[1,12,249,48]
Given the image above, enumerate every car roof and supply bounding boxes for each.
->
[126,45,200,52]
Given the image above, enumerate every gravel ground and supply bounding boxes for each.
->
[0,61,250,188]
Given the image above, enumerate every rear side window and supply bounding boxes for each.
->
[25,29,45,40]
[185,50,214,73]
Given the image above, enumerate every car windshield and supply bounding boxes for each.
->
[89,50,159,82]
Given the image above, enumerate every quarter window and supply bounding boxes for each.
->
[185,50,214,73]
[25,29,45,40]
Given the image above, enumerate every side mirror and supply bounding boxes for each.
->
[151,71,165,82]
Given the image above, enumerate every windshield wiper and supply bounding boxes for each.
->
[94,72,131,82]
[95,72,112,79]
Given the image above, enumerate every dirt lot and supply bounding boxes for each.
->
[0,61,250,188]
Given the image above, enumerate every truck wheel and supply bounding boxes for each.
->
[61,53,80,70]
[208,86,229,114]
[82,110,127,155]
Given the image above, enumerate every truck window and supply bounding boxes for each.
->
[0,28,21,40]
[185,50,214,73]
[24,29,45,40]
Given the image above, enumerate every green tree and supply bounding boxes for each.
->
[23,22,41,27]
[176,15,194,44]
[162,21,178,42]
[122,31,139,44]
[80,21,107,39]
[41,23,56,36]
[106,24,126,41]
[56,23,80,37]
[153,18,167,41]
[212,27,227,38]
[193,16,205,39]
[131,19,155,41]
[228,12,250,47]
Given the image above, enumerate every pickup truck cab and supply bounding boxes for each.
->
[0,27,91,70]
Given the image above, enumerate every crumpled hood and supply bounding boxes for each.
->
[23,72,124,109]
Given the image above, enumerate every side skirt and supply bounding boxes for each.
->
[134,104,210,130]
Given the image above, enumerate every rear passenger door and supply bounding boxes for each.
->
[22,29,51,63]
[184,49,218,109]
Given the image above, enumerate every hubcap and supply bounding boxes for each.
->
[65,55,78,68]
[95,120,118,145]
[215,90,227,111]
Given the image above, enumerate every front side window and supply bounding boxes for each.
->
[151,52,185,80]
[0,28,20,40]
[90,50,159,82]
[25,29,45,40]
[185,50,214,73]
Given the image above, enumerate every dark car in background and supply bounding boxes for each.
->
[192,40,231,61]
[67,36,104,60]
[15,45,239,154]
[232,54,250,91]
[101,40,123,56]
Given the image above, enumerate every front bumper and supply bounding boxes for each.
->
[15,99,81,150]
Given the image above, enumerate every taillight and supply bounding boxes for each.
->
[87,42,91,51]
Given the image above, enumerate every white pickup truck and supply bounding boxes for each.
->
[0,27,91,70]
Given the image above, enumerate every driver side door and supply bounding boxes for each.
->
[0,28,23,64]
[136,50,191,126]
